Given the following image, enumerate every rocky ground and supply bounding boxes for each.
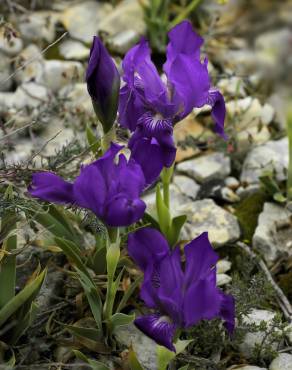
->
[1,0,292,369]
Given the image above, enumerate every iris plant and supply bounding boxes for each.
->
[27,20,234,354]
[28,143,146,227]
[128,228,234,351]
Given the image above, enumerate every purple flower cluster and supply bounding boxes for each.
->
[29,143,146,227]
[128,229,234,351]
[28,20,234,351]
[119,21,226,184]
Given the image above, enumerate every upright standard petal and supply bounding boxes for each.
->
[184,232,219,286]
[28,172,74,204]
[167,55,210,119]
[164,20,204,74]
[86,36,120,133]
[135,314,176,352]
[118,84,146,131]
[183,271,222,327]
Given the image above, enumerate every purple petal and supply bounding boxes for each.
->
[129,135,164,185]
[219,292,235,335]
[28,172,74,204]
[129,129,176,185]
[73,162,107,217]
[157,247,184,324]
[127,228,169,272]
[73,143,122,215]
[164,20,204,75]
[86,36,120,131]
[115,154,145,198]
[167,55,210,119]
[103,194,146,227]
[183,270,221,327]
[135,314,176,352]
[118,84,146,132]
[184,232,219,287]
[207,89,227,139]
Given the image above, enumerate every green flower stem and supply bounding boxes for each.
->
[101,125,116,153]
[104,239,120,321]
[287,108,292,201]
[107,227,118,244]
[161,165,174,209]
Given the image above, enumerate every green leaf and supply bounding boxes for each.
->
[127,347,144,370]
[169,0,202,29]
[142,212,160,230]
[273,192,287,203]
[54,237,90,279]
[73,350,110,370]
[157,339,193,370]
[10,301,39,344]
[30,206,76,241]
[90,244,107,275]
[178,366,189,370]
[0,269,46,328]
[0,234,16,309]
[168,214,187,247]
[110,312,135,332]
[65,324,101,341]
[157,345,175,370]
[156,185,171,236]
[75,268,103,333]
[86,125,101,156]
[106,243,120,280]
[116,275,143,313]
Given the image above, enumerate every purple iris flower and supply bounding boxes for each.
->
[86,36,120,133]
[127,228,234,351]
[119,20,226,184]
[28,143,146,227]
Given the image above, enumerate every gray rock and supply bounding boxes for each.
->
[253,202,292,264]
[217,76,246,97]
[3,138,34,165]
[217,259,232,274]
[43,60,84,92]
[228,365,267,370]
[115,323,157,370]
[99,0,145,35]
[59,83,94,117]
[225,176,240,190]
[0,52,13,91]
[269,354,292,370]
[172,175,200,200]
[178,199,240,247]
[0,32,23,56]
[14,44,45,85]
[107,29,141,54]
[177,152,231,183]
[18,11,59,43]
[0,82,50,132]
[226,97,271,151]
[60,1,112,43]
[217,273,232,286]
[240,138,288,185]
[59,39,90,60]
[239,309,277,359]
